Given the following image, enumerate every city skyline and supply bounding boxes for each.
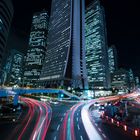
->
[10,0,140,77]
[0,0,139,89]
[1,1,140,140]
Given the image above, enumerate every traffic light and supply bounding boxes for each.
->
[60,94,64,98]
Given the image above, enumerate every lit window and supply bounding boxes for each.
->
[0,19,3,31]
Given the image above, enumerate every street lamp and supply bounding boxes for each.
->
[18,77,21,80]
[18,77,21,87]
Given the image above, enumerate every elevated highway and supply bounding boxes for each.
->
[0,88,80,105]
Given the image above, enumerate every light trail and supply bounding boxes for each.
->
[16,97,52,140]
[81,103,103,140]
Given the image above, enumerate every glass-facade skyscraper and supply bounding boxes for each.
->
[24,11,49,87]
[85,0,110,89]
[111,69,129,92]
[108,45,118,74]
[3,49,23,86]
[0,0,14,69]
[135,77,140,87]
[40,0,88,89]
[128,69,135,90]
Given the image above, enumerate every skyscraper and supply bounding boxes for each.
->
[40,0,88,89]
[3,49,23,86]
[0,0,14,69]
[128,69,135,90]
[111,68,129,92]
[24,11,49,87]
[85,0,110,89]
[108,45,118,74]
[135,77,139,87]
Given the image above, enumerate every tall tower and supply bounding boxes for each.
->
[3,49,23,86]
[108,45,118,74]
[0,0,14,69]
[40,0,88,89]
[24,11,49,87]
[128,69,135,90]
[85,0,110,89]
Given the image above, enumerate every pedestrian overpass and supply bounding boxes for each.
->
[0,88,80,105]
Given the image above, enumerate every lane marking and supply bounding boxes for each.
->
[54,136,56,140]
[81,104,103,140]
[61,117,63,122]
[77,113,78,116]
[98,128,101,132]
[77,117,79,122]
[64,113,66,116]
[80,135,83,140]
[95,123,98,126]
[92,119,95,123]
[102,134,107,138]
[57,124,60,131]
[77,124,80,130]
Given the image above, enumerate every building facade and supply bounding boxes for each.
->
[40,0,88,89]
[85,0,110,89]
[108,45,118,74]
[135,77,139,87]
[128,69,135,90]
[0,0,14,69]
[2,49,23,86]
[24,11,49,87]
[111,69,129,92]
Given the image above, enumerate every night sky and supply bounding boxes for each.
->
[10,0,140,76]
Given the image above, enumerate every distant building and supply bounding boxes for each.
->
[128,69,135,90]
[3,49,23,86]
[39,0,88,89]
[135,77,139,87]
[111,69,129,92]
[108,45,118,74]
[24,11,49,87]
[85,0,110,89]
[0,0,14,69]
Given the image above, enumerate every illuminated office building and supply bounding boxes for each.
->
[3,49,23,86]
[24,11,49,87]
[40,0,88,89]
[0,0,14,69]
[85,0,110,89]
[128,69,135,90]
[135,77,139,87]
[111,69,129,92]
[108,45,118,74]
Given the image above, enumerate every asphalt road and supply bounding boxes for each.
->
[90,108,139,140]
[45,101,75,140]
[0,95,139,140]
[0,103,28,140]
[73,104,89,140]
[0,97,52,140]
